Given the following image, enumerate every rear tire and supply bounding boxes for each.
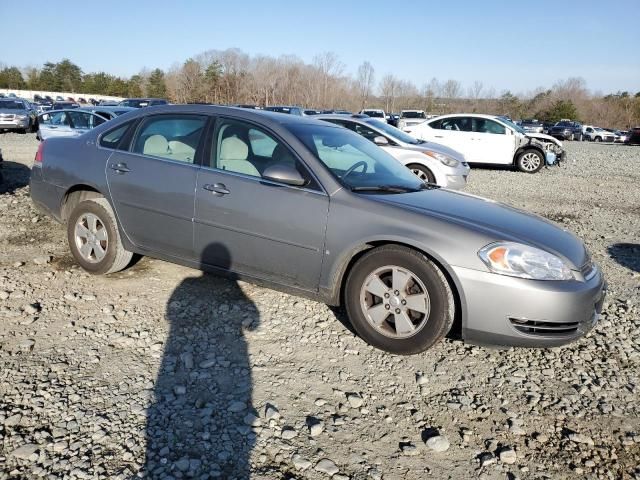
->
[516,149,544,173]
[407,163,436,184]
[66,197,133,274]
[344,245,453,355]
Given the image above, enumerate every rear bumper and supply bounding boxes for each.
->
[29,167,64,222]
[455,264,606,348]
[0,119,29,129]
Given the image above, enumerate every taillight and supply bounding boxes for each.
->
[34,141,44,164]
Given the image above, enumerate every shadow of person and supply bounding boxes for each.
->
[607,243,640,273]
[0,160,31,194]
[144,243,260,479]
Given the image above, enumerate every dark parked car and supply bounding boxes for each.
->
[29,105,605,355]
[52,101,80,110]
[263,105,304,115]
[549,121,583,141]
[119,98,169,108]
[626,127,640,145]
[520,119,544,134]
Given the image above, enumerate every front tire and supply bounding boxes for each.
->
[516,149,544,173]
[407,163,436,184]
[344,245,453,355]
[594,136,602,142]
[67,197,133,274]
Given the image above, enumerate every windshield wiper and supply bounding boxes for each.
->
[350,185,422,193]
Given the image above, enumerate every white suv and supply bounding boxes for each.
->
[397,110,427,131]
[360,109,387,123]
[406,113,564,173]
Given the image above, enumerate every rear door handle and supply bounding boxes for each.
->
[203,183,230,196]
[109,162,131,174]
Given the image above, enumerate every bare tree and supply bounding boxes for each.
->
[379,74,398,113]
[313,52,344,108]
[356,61,375,109]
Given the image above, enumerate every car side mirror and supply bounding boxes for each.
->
[263,164,307,187]
[373,136,389,146]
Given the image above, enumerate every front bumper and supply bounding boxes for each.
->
[455,264,606,348]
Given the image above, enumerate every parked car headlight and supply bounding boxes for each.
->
[423,151,459,167]
[478,242,573,280]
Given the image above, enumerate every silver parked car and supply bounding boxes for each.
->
[316,114,470,189]
[0,98,37,133]
[30,105,605,354]
[37,109,110,141]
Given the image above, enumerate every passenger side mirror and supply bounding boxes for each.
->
[373,136,389,146]
[262,164,307,187]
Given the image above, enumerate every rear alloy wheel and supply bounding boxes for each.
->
[345,245,452,355]
[516,150,544,173]
[67,197,133,274]
[407,164,436,184]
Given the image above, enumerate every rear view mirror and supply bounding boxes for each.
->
[373,136,389,146]
[263,164,307,187]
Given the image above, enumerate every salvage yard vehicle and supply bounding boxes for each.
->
[406,113,564,173]
[520,119,544,134]
[397,110,427,131]
[360,108,387,123]
[626,127,640,145]
[583,126,616,142]
[317,114,470,189]
[30,105,605,355]
[118,98,169,108]
[549,120,583,141]
[0,98,37,133]
[80,106,137,120]
[36,109,108,140]
[614,130,628,143]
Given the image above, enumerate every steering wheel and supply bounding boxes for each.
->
[341,161,368,180]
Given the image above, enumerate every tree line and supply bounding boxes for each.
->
[1,51,638,128]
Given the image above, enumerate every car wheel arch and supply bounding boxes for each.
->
[330,239,466,339]
[513,145,545,166]
[60,185,104,222]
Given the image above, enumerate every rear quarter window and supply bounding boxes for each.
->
[99,122,133,150]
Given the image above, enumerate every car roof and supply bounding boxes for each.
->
[121,104,339,128]
[81,106,137,112]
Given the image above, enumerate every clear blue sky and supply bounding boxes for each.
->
[2,0,638,95]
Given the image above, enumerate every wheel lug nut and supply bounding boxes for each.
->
[401,300,406,305]
[395,308,401,314]
[385,304,390,310]
[384,293,390,298]
[394,290,399,295]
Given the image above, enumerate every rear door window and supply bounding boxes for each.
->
[132,115,207,164]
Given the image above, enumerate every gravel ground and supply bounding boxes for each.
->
[0,132,639,480]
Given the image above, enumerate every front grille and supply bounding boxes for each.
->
[0,114,16,121]
[509,318,580,336]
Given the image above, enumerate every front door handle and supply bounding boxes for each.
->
[203,183,230,196]
[434,135,444,138]
[109,163,131,174]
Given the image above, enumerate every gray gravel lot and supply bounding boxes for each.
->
[0,132,639,479]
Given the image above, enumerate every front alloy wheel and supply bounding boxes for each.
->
[345,245,452,354]
[516,150,544,173]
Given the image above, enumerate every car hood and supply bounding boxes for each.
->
[371,188,588,268]
[527,132,563,147]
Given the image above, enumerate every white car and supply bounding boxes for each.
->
[397,110,427,131]
[405,113,565,173]
[317,114,470,189]
[360,109,387,123]
[583,126,616,142]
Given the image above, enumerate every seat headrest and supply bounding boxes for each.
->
[144,134,169,155]
[220,136,249,161]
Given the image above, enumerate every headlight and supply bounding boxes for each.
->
[423,151,459,167]
[478,242,574,280]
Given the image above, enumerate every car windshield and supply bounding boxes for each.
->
[401,111,426,119]
[363,110,384,118]
[496,116,525,134]
[290,124,425,192]
[365,119,422,144]
[0,100,25,110]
